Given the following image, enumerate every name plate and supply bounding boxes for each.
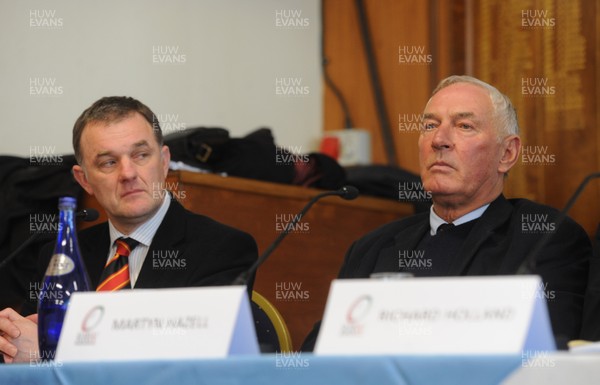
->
[315,276,555,355]
[55,286,259,362]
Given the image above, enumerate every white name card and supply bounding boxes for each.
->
[55,286,259,362]
[315,276,555,355]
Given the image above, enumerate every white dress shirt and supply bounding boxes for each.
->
[429,203,490,236]
[106,194,171,286]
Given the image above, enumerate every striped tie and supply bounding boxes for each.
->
[96,238,139,291]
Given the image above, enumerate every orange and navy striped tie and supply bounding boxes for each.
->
[96,238,139,291]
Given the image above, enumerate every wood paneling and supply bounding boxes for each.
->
[470,0,599,235]
[323,0,440,170]
[323,0,466,169]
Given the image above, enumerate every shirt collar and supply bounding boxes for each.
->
[108,194,171,247]
[429,203,490,236]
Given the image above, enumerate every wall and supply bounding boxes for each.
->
[323,0,433,172]
[471,0,599,236]
[0,0,321,157]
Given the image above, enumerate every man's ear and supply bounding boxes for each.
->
[161,145,171,175]
[498,135,521,174]
[72,165,94,195]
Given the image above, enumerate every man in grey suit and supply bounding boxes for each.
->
[0,96,258,363]
[302,75,592,350]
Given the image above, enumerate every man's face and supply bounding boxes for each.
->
[72,112,170,231]
[419,83,515,208]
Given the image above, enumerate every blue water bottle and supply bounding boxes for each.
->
[37,197,91,361]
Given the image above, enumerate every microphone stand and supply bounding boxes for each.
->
[0,208,100,271]
[233,186,359,285]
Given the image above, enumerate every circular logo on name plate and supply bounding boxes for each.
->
[82,306,105,332]
[346,295,373,324]
[45,253,75,276]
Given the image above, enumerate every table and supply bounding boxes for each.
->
[0,354,522,385]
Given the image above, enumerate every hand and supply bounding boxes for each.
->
[0,308,39,364]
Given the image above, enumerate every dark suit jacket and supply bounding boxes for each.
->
[302,194,591,350]
[39,199,258,291]
[580,224,600,341]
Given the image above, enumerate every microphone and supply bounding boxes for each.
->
[77,208,100,222]
[0,207,100,271]
[338,185,360,200]
[517,172,600,274]
[233,185,359,285]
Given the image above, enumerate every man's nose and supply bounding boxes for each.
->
[431,122,453,150]
[118,157,137,181]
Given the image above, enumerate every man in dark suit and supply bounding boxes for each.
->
[302,75,592,350]
[580,225,600,340]
[0,96,257,363]
[76,199,256,290]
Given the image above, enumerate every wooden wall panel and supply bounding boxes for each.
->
[323,0,440,172]
[323,0,466,170]
[471,0,599,235]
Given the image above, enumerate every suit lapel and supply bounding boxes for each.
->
[448,195,513,275]
[134,199,186,288]
[373,219,430,273]
[80,224,111,288]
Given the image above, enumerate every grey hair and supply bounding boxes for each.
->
[431,75,519,138]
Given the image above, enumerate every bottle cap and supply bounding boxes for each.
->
[58,196,77,209]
